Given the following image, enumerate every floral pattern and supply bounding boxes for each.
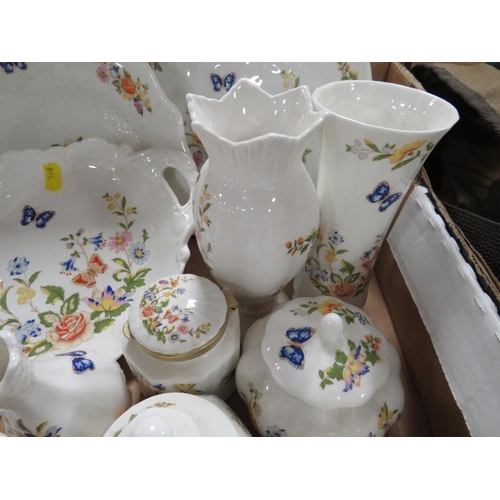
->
[279,68,300,89]
[195,184,214,270]
[97,63,152,115]
[0,192,151,356]
[3,417,62,437]
[346,139,434,171]
[265,425,288,437]
[377,402,400,430]
[338,62,359,80]
[306,231,382,300]
[239,382,262,431]
[285,228,317,256]
[290,298,369,325]
[139,276,211,344]
[318,335,383,391]
[171,383,203,395]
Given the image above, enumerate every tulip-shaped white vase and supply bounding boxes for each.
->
[187,78,326,317]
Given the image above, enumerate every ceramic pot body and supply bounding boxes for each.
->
[0,330,131,437]
[235,297,405,437]
[188,79,325,316]
[293,81,459,307]
[123,305,240,400]
[122,274,241,400]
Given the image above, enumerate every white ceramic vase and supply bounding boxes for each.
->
[0,329,131,436]
[187,78,326,316]
[293,80,460,307]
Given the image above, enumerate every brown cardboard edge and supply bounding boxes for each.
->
[375,241,470,437]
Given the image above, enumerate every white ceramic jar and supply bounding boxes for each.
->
[235,296,405,436]
[122,274,240,400]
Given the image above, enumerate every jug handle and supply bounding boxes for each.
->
[157,149,198,270]
[0,330,25,385]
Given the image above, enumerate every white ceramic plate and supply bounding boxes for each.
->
[149,62,372,171]
[0,138,197,360]
[0,62,189,155]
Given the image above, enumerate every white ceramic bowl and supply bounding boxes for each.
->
[0,138,197,360]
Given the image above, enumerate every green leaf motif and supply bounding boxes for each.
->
[41,285,65,305]
[326,363,344,381]
[372,154,391,161]
[347,339,356,351]
[29,271,41,284]
[0,286,13,313]
[335,351,348,364]
[61,293,80,316]
[391,156,418,171]
[339,259,355,275]
[364,139,380,152]
[27,339,53,357]
[38,311,60,327]
[94,318,115,333]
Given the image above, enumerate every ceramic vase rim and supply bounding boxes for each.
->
[312,80,460,136]
[186,77,327,149]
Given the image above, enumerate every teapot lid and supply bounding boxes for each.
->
[126,274,236,361]
[104,393,239,437]
[262,297,391,410]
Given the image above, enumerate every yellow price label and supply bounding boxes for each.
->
[43,162,62,192]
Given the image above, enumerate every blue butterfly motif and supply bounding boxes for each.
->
[279,326,316,370]
[366,181,402,212]
[56,350,95,374]
[210,72,236,92]
[21,205,56,228]
[0,62,27,74]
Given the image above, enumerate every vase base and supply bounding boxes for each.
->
[237,291,289,338]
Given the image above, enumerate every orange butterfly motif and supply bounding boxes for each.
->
[71,253,108,288]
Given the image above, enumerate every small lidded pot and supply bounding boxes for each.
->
[123,274,240,400]
[235,296,404,436]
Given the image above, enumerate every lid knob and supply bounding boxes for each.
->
[129,415,175,437]
[319,313,345,352]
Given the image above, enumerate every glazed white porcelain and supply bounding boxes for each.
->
[294,80,460,307]
[0,138,197,360]
[151,61,372,183]
[187,78,325,316]
[0,62,190,155]
[122,274,240,400]
[0,329,132,437]
[104,392,251,437]
[235,296,405,436]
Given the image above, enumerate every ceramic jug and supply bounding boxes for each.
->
[0,330,132,436]
[293,80,459,307]
[187,78,326,317]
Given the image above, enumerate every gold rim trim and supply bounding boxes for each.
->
[123,288,238,362]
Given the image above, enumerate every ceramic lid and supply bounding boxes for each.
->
[104,393,238,437]
[262,296,391,410]
[126,274,235,360]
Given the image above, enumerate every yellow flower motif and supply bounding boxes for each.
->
[126,207,135,215]
[163,291,172,298]
[205,192,210,200]
[105,194,113,202]
[107,203,116,210]
[389,140,426,164]
[324,249,337,263]
[317,298,343,315]
[114,193,121,199]
[17,287,36,304]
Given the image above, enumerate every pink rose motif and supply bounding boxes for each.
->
[141,305,154,318]
[176,322,189,335]
[55,313,91,341]
[96,65,109,83]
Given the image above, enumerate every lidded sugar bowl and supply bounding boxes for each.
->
[235,296,404,436]
[122,274,240,400]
